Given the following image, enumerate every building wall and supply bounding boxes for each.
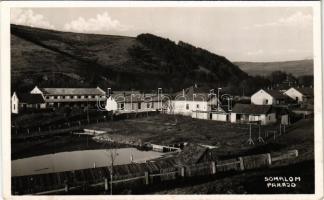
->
[230,113,236,123]
[11,93,19,114]
[260,113,277,125]
[191,111,209,120]
[251,90,275,105]
[169,101,210,116]
[284,88,303,102]
[108,98,161,113]
[230,112,276,125]
[211,113,228,121]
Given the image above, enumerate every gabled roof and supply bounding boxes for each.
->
[110,93,165,103]
[39,87,105,95]
[177,143,208,165]
[294,87,314,96]
[17,93,45,104]
[264,90,287,99]
[232,103,273,115]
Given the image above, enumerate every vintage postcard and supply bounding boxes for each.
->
[0,1,323,200]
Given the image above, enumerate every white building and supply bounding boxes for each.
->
[284,87,314,103]
[105,91,163,113]
[168,86,220,117]
[251,89,287,105]
[230,103,276,125]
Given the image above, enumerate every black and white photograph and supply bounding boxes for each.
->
[0,1,323,198]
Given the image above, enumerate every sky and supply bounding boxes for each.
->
[11,7,313,62]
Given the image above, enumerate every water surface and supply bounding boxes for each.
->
[12,148,163,176]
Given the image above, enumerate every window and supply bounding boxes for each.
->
[265,99,268,104]
[268,115,271,120]
[295,97,298,101]
[13,104,15,110]
[147,103,150,109]
[186,104,189,110]
[196,104,199,109]
[151,102,154,108]
[138,102,141,110]
[119,103,124,110]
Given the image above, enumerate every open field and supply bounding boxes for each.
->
[11,114,314,194]
[86,114,312,158]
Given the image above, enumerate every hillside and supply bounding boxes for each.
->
[234,60,313,77]
[11,24,249,93]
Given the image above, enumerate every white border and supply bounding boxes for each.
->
[0,1,322,200]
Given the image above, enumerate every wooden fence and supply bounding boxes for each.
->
[12,111,160,140]
[12,149,298,195]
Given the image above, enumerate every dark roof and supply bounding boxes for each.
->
[177,143,208,165]
[264,90,286,99]
[232,103,273,115]
[39,87,105,95]
[174,86,217,101]
[110,93,166,103]
[295,87,314,96]
[17,93,45,104]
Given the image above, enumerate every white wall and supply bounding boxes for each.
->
[212,113,228,121]
[30,86,43,95]
[230,113,236,123]
[105,96,118,111]
[170,100,209,116]
[251,89,274,105]
[191,111,209,119]
[284,88,303,102]
[11,92,19,114]
[260,113,277,125]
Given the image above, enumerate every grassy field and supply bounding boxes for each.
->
[11,114,314,194]
[86,114,307,158]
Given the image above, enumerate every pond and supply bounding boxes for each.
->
[12,148,164,177]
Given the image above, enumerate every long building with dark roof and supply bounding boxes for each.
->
[30,86,106,108]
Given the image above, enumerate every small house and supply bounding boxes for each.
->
[105,91,164,113]
[176,143,217,166]
[230,103,276,125]
[169,86,219,117]
[284,87,314,104]
[251,89,287,105]
[11,92,46,114]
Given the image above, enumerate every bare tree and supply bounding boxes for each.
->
[106,145,118,195]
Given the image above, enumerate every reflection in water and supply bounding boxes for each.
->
[12,148,164,176]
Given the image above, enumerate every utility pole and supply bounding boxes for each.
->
[217,88,222,111]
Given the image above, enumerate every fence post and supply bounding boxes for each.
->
[145,171,149,185]
[181,167,185,177]
[238,157,244,171]
[267,153,272,166]
[294,149,298,157]
[211,161,216,174]
[104,178,108,192]
[64,180,69,192]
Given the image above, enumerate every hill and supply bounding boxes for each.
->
[234,60,313,77]
[11,24,249,93]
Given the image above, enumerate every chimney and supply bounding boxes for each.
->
[107,88,111,97]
